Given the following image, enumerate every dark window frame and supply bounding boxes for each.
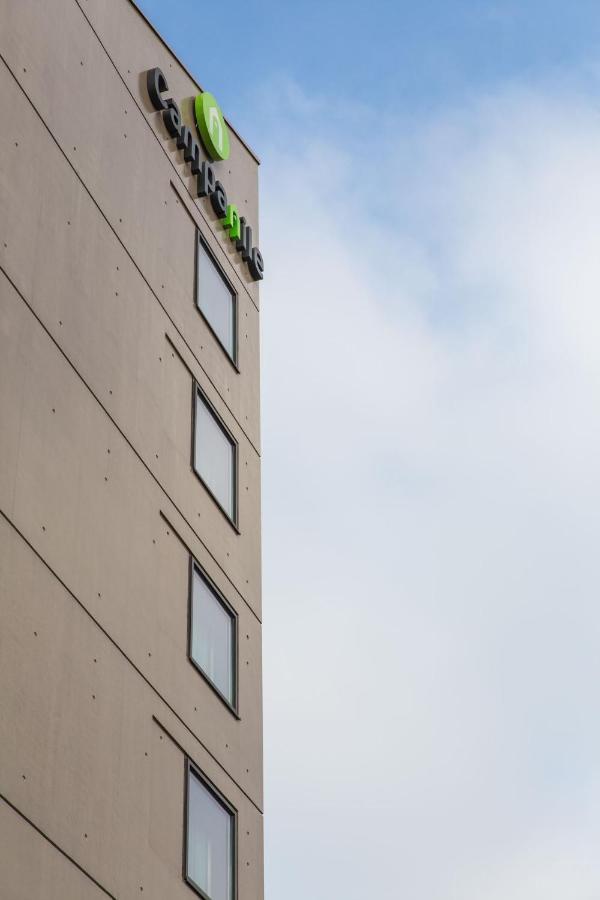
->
[191,382,239,531]
[195,231,239,370]
[183,759,237,900]
[188,557,240,717]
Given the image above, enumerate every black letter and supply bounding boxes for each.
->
[197,161,216,198]
[147,68,170,111]
[162,103,181,138]
[210,181,228,219]
[236,219,252,262]
[248,247,264,281]
[177,126,201,173]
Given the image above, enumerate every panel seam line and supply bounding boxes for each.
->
[0,261,262,625]
[0,793,118,899]
[0,50,261,458]
[0,509,264,815]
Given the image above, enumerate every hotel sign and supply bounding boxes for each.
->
[146,68,263,282]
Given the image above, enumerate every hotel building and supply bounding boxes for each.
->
[0,2,264,899]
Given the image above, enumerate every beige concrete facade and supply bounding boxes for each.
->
[0,1,263,898]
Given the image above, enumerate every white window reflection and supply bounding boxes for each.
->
[191,566,235,705]
[187,769,234,900]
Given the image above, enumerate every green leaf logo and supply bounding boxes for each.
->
[194,92,230,162]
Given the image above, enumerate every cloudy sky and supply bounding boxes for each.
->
[140,2,600,896]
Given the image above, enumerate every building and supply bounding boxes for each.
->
[0,2,264,899]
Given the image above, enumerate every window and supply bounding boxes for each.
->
[196,235,236,362]
[190,562,236,709]
[185,763,235,900]
[193,387,237,523]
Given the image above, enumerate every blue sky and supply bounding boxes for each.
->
[138,0,600,145]
[137,3,600,898]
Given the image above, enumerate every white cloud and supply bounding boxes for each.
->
[258,74,600,899]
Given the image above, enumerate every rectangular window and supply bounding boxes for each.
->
[185,763,235,900]
[190,562,236,709]
[196,235,236,362]
[193,387,237,523]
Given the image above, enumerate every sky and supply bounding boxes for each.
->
[137,2,600,897]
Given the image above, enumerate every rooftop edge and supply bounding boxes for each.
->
[128,0,261,165]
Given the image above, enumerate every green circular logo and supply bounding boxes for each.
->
[194,92,230,162]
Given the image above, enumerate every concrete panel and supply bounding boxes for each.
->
[0,800,111,900]
[0,0,262,447]
[0,274,263,804]
[0,519,263,900]
[0,60,262,616]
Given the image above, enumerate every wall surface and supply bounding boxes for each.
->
[0,1,263,898]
